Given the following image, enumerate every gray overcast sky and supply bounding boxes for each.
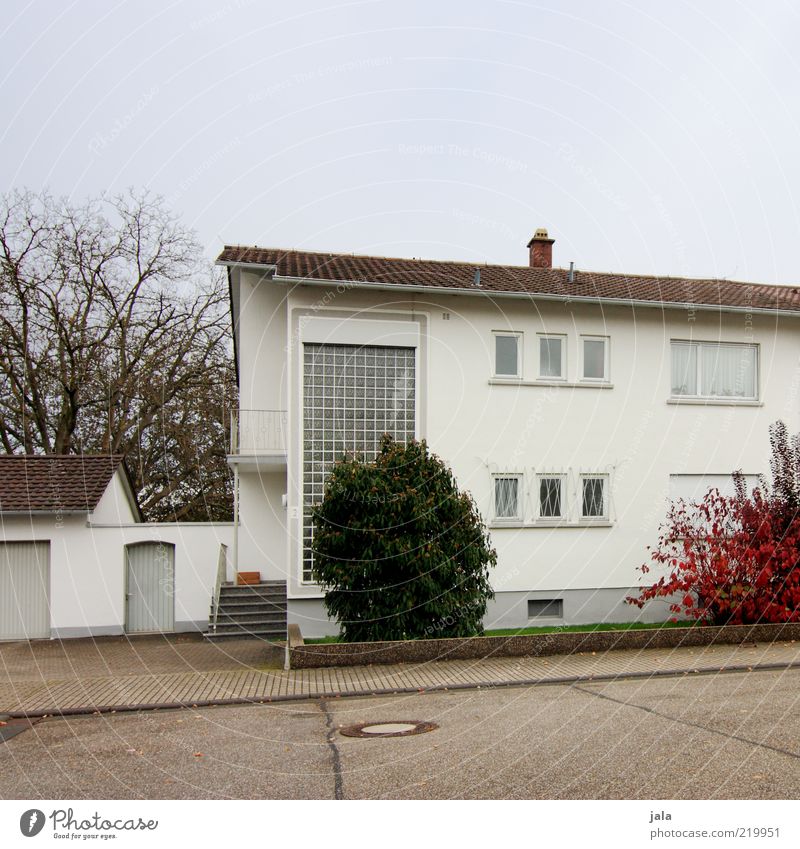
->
[2,0,800,283]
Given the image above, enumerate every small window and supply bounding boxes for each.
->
[581,475,607,519]
[528,599,563,618]
[494,333,521,378]
[494,475,521,521]
[537,475,564,519]
[581,336,608,381]
[538,335,566,379]
[671,341,757,400]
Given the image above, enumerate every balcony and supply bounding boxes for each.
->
[229,409,287,469]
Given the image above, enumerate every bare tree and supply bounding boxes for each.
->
[0,189,235,521]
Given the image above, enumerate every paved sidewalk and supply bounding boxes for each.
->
[2,635,800,717]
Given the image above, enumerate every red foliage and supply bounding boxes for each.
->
[627,422,800,625]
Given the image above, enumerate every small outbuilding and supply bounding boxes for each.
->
[0,455,233,640]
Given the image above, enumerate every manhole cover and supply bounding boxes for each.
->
[339,720,438,738]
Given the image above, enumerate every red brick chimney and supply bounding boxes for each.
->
[527,228,554,268]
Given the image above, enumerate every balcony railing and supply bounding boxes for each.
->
[231,409,288,455]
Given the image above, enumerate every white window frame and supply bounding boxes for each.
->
[580,473,609,521]
[493,331,523,379]
[670,340,759,401]
[537,334,567,381]
[535,473,567,522]
[492,473,523,523]
[579,335,610,383]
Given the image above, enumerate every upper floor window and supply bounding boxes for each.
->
[538,334,566,380]
[494,332,522,378]
[581,335,609,381]
[671,341,757,400]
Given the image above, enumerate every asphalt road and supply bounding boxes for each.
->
[2,667,799,799]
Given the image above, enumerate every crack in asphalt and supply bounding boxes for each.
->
[318,699,344,800]
[572,683,800,761]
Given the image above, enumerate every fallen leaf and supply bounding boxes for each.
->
[193,752,203,758]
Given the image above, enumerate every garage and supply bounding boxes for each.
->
[0,541,50,640]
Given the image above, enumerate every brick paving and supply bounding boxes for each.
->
[2,634,800,716]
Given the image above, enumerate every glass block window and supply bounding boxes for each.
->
[302,343,416,582]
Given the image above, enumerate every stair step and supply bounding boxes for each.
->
[211,622,287,635]
[215,599,286,609]
[215,612,287,625]
[219,588,287,599]
[219,595,286,607]
[205,631,285,642]
[214,612,286,623]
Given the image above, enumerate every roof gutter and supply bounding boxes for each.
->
[0,510,92,517]
[262,273,800,320]
[217,260,278,276]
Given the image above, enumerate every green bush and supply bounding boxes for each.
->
[310,436,496,642]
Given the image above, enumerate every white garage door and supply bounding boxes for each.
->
[125,542,175,633]
[0,542,50,640]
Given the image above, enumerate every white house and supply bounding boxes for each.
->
[0,455,233,639]
[220,230,800,638]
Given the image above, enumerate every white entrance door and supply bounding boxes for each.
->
[0,542,50,640]
[125,542,175,633]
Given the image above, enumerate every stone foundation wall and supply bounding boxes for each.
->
[288,622,800,669]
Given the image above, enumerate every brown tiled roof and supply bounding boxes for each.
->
[0,455,126,514]
[218,246,800,313]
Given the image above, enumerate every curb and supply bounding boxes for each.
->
[5,659,799,720]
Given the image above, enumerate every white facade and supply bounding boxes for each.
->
[227,261,800,637]
[0,467,233,639]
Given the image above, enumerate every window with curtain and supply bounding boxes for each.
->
[538,336,565,379]
[671,341,757,399]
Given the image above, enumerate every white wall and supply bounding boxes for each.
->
[236,277,800,621]
[89,469,139,524]
[0,512,233,638]
[237,469,288,580]
[236,268,288,413]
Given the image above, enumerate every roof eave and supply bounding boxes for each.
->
[0,509,90,517]
[268,274,800,319]
[216,260,278,276]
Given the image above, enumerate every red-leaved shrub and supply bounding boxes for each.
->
[627,422,800,625]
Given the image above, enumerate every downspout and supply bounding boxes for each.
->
[233,460,240,582]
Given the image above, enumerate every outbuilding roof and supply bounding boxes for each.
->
[0,454,132,515]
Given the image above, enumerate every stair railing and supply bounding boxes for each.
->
[212,543,229,633]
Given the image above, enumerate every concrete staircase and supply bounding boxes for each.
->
[206,580,287,641]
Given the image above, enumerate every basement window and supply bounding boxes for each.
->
[528,599,563,619]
